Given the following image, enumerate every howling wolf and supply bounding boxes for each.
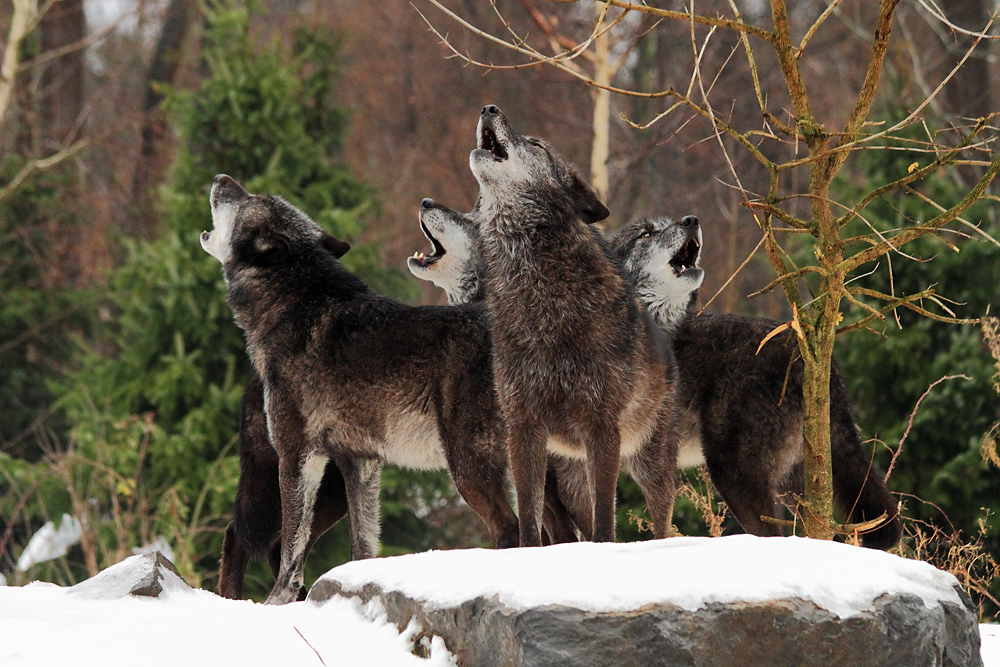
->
[471,105,680,546]
[609,215,901,549]
[202,176,524,603]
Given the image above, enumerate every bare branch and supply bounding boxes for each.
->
[841,149,1000,273]
[884,375,973,481]
[828,0,901,179]
[797,0,844,56]
[748,265,827,300]
[837,116,995,229]
[594,0,775,43]
[0,139,92,206]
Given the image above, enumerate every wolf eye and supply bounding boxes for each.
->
[638,231,652,240]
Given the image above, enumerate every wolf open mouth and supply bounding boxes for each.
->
[669,238,701,276]
[411,219,446,267]
[479,127,508,161]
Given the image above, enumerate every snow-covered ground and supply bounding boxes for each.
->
[0,536,997,666]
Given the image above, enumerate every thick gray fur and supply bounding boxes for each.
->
[470,105,680,546]
[202,175,523,603]
[410,205,900,550]
[608,216,901,549]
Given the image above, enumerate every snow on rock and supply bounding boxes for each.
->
[16,514,82,571]
[69,552,192,599]
[313,535,964,618]
[309,536,983,667]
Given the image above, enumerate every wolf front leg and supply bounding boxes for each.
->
[333,455,381,560]
[266,449,329,605]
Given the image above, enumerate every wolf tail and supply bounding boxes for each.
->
[830,370,902,551]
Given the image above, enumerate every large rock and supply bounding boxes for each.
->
[307,537,982,667]
[69,552,191,599]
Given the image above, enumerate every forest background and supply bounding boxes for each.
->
[1,0,998,617]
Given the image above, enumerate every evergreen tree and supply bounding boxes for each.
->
[2,2,414,587]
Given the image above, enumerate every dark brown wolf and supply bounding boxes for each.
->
[202,176,524,604]
[471,105,680,546]
[608,216,901,549]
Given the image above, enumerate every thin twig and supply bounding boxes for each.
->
[884,375,972,481]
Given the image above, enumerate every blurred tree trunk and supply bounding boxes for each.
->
[939,0,991,120]
[39,0,85,148]
[131,0,198,221]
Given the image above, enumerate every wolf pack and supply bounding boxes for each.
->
[200,105,902,605]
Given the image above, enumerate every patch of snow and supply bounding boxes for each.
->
[0,572,6,586]
[16,514,82,571]
[983,625,1000,667]
[0,580,455,666]
[319,535,965,619]
[68,554,191,600]
[132,536,175,562]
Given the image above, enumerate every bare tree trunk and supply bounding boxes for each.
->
[132,0,197,214]
[0,0,32,130]
[938,0,991,120]
[39,0,85,147]
[590,9,611,203]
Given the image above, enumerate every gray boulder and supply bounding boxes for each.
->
[307,538,982,667]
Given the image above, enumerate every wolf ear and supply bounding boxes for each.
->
[569,172,610,224]
[320,232,351,259]
[252,230,291,266]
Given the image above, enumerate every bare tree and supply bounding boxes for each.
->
[423,0,1000,541]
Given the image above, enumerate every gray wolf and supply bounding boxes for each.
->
[608,215,902,549]
[471,105,680,546]
[408,206,901,549]
[209,189,586,602]
[203,176,522,604]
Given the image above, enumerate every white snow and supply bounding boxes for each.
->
[984,624,1000,666]
[0,536,996,666]
[131,536,175,562]
[16,514,82,572]
[0,577,456,666]
[320,535,963,619]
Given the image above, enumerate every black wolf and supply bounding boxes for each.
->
[608,216,901,549]
[202,176,524,603]
[217,374,349,600]
[471,105,679,546]
[215,199,580,600]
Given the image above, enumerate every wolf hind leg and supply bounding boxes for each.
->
[506,416,548,547]
[585,422,622,543]
[624,413,679,540]
[267,449,328,605]
[219,521,251,600]
[334,455,381,561]
[549,455,593,540]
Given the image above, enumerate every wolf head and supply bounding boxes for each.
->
[608,216,704,333]
[201,174,350,277]
[406,198,484,305]
[470,105,610,226]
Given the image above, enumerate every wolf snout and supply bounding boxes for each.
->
[211,174,249,205]
[481,104,501,117]
[421,198,436,209]
[680,215,698,228]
